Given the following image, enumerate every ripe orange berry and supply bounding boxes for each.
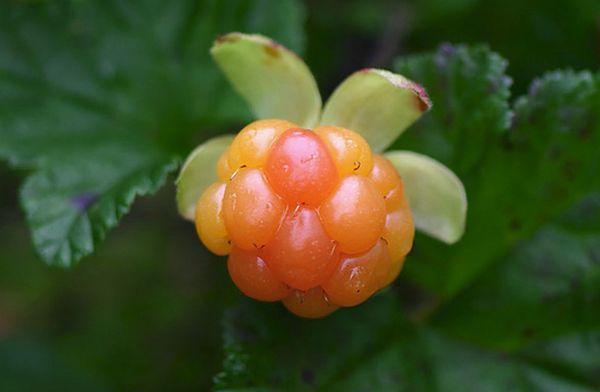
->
[314,125,373,176]
[282,287,338,318]
[322,239,390,307]
[228,119,298,169]
[382,207,415,264]
[227,247,290,301]
[369,155,407,211]
[263,206,338,290]
[222,168,286,250]
[190,119,416,317]
[319,175,386,254]
[195,182,231,255]
[265,128,338,206]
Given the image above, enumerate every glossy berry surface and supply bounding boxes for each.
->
[263,206,338,290]
[314,125,373,176]
[265,128,338,206]
[319,175,386,254]
[194,119,415,317]
[322,239,390,307]
[282,287,338,319]
[222,168,285,251]
[227,247,290,301]
[195,182,231,256]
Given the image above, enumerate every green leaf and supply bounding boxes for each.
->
[20,145,178,267]
[213,295,410,390]
[0,0,305,266]
[385,150,466,244]
[211,32,321,128]
[320,69,431,152]
[435,221,600,351]
[176,135,234,220]
[394,46,599,299]
[393,44,511,176]
[214,47,600,390]
[215,293,599,391]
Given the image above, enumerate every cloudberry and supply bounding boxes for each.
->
[195,119,414,317]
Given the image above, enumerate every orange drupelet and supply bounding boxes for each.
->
[369,154,408,210]
[265,128,338,206]
[195,182,231,256]
[321,239,391,307]
[319,175,387,254]
[263,206,338,290]
[382,207,414,264]
[216,148,234,182]
[194,119,415,318]
[228,119,298,169]
[227,247,290,301]
[282,287,338,319]
[222,168,286,251]
[313,125,373,176]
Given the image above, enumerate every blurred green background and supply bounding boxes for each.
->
[0,0,599,390]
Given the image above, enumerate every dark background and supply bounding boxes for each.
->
[0,0,598,390]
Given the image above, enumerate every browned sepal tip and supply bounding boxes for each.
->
[412,84,432,112]
[263,41,281,58]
